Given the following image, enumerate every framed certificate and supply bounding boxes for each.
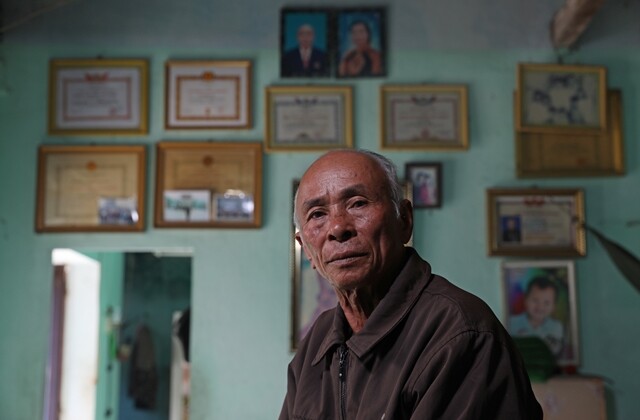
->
[502,260,580,367]
[516,89,625,178]
[36,145,146,232]
[516,62,607,134]
[165,60,252,129]
[486,188,586,257]
[48,58,149,135]
[264,85,353,152]
[155,141,262,228]
[380,84,469,150]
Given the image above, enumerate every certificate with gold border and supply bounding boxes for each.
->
[165,60,252,129]
[48,58,149,135]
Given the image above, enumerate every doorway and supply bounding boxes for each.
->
[44,249,193,420]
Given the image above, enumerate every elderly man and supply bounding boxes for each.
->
[280,149,542,419]
[281,23,329,77]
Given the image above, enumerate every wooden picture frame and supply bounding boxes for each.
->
[381,84,469,150]
[48,58,149,135]
[154,141,262,228]
[165,60,252,129]
[405,162,442,208]
[516,62,607,134]
[336,7,387,78]
[36,145,146,232]
[516,89,625,178]
[280,8,332,78]
[502,259,580,367]
[486,188,586,257]
[264,85,353,152]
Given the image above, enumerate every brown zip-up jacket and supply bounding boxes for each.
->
[280,249,542,420]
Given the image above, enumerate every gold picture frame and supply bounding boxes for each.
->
[502,259,580,366]
[516,89,625,178]
[516,62,607,134]
[154,141,262,228]
[380,84,469,151]
[486,188,586,257]
[264,85,353,152]
[36,145,146,232]
[48,58,149,136]
[165,60,252,129]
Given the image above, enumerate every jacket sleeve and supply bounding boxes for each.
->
[278,361,297,420]
[408,330,543,420]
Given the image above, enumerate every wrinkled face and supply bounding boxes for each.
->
[350,23,369,49]
[295,152,412,291]
[297,25,314,49]
[524,286,556,324]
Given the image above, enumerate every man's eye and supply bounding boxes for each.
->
[309,210,325,219]
[352,200,367,208]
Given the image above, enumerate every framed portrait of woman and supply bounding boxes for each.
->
[335,7,386,78]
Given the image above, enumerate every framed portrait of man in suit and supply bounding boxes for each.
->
[280,8,332,78]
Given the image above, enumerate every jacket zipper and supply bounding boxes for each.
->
[338,344,349,420]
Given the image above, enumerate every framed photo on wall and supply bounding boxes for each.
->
[48,58,149,135]
[516,62,607,134]
[155,141,262,228]
[502,260,580,366]
[264,85,353,152]
[165,60,252,129]
[280,8,332,78]
[336,7,386,78]
[36,145,146,232]
[405,162,442,208]
[516,89,625,178]
[486,188,586,257]
[380,85,469,150]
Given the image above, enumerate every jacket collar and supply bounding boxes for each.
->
[311,248,433,365]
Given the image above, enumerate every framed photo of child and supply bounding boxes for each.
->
[501,260,580,367]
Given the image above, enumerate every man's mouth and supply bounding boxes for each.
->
[327,252,367,264]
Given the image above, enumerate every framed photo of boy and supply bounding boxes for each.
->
[516,62,607,134]
[502,260,580,366]
[405,162,442,208]
[486,188,586,257]
[336,8,386,78]
[280,8,332,78]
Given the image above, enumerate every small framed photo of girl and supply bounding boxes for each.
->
[336,7,386,78]
[405,162,442,208]
[502,260,580,367]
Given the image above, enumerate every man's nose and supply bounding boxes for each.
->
[327,210,355,242]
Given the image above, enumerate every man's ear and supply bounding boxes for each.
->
[399,199,414,244]
[295,232,316,268]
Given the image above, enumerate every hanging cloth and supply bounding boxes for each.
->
[128,324,158,409]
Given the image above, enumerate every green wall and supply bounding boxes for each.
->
[0,1,639,419]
